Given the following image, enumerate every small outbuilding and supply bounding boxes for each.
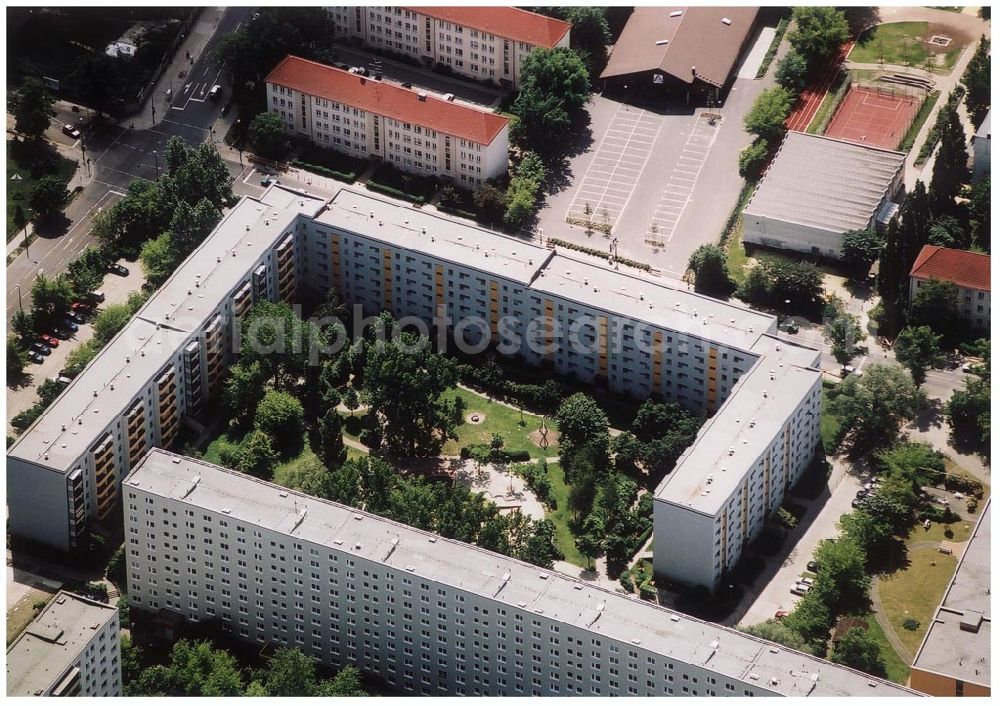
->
[742,132,905,260]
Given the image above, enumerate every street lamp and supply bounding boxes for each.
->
[14,284,23,312]
[150,102,156,127]
[152,150,160,179]
[235,119,244,168]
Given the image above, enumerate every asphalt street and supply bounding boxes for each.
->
[6,7,253,324]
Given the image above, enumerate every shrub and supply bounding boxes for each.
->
[548,238,652,271]
[903,618,920,631]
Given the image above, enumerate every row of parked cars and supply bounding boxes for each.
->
[851,478,884,509]
[25,296,102,364]
[787,561,820,599]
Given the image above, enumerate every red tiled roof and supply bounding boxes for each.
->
[406,6,571,47]
[265,57,509,145]
[910,245,991,291]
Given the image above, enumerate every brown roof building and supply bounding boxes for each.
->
[909,245,991,331]
[600,7,759,104]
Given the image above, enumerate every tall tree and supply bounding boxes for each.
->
[249,112,291,159]
[840,228,882,279]
[775,50,809,94]
[823,310,865,366]
[254,390,305,457]
[30,273,73,326]
[909,278,960,341]
[237,430,280,479]
[139,232,175,286]
[556,393,610,458]
[894,326,945,385]
[961,36,991,127]
[13,77,56,139]
[316,407,348,470]
[519,47,591,112]
[563,7,612,79]
[929,100,969,213]
[8,338,28,378]
[169,198,221,255]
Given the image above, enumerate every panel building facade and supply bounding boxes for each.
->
[325,6,571,89]
[124,450,918,698]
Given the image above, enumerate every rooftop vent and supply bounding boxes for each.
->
[354,514,363,521]
[539,572,549,580]
[670,615,680,622]
[405,565,415,572]
[722,17,732,25]
[279,492,287,497]
[749,673,759,681]
[573,583,583,590]
[417,92,428,101]
[769,647,779,654]
[443,93,455,102]
[770,678,779,686]
[670,10,683,17]
[222,508,231,514]
[656,39,670,46]
[428,537,437,543]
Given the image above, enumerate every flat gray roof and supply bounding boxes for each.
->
[976,108,990,140]
[6,591,116,696]
[911,500,991,688]
[656,335,821,513]
[532,253,775,351]
[124,449,919,697]
[315,188,553,286]
[743,132,905,234]
[7,185,328,472]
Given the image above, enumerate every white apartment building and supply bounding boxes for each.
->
[266,56,509,187]
[9,185,819,590]
[6,186,328,552]
[7,591,121,697]
[123,449,919,697]
[326,6,571,89]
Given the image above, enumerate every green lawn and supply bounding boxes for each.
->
[820,381,841,454]
[6,140,77,240]
[543,462,588,567]
[877,545,958,654]
[722,182,756,285]
[849,22,964,73]
[861,614,912,684]
[441,386,558,460]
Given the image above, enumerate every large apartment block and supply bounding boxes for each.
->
[266,56,509,187]
[7,591,121,697]
[6,186,329,552]
[325,6,571,89]
[123,449,918,698]
[8,185,819,591]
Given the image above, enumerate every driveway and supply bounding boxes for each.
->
[728,457,863,627]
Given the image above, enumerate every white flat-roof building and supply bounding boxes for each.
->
[743,132,905,260]
[9,184,819,590]
[7,591,120,697]
[266,56,510,187]
[326,6,571,89]
[123,449,919,698]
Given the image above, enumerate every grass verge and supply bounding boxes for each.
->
[755,17,790,79]
[441,386,558,460]
[877,545,958,654]
[721,181,758,286]
[543,462,587,567]
[861,614,912,684]
[897,89,940,153]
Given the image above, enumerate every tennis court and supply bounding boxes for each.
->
[824,84,921,150]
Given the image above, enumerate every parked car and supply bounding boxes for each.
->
[774,610,790,619]
[30,341,51,356]
[28,350,44,364]
[841,365,858,376]
[87,291,105,303]
[851,498,863,509]
[856,489,867,499]
[39,334,59,348]
[220,102,231,117]
[790,584,808,597]
[68,311,87,324]
[50,375,72,389]
[799,577,815,586]
[71,301,92,314]
[62,123,81,139]
[108,263,129,276]
[59,368,79,379]
[52,328,71,340]
[806,561,818,572]
[60,317,79,332]
[209,84,222,99]
[401,81,413,89]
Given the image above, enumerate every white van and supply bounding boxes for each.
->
[209,84,221,99]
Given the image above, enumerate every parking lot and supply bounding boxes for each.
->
[564,104,663,230]
[644,113,720,247]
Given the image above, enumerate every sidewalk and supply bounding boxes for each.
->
[126,7,226,130]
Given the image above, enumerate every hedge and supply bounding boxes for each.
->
[437,204,479,221]
[459,446,531,463]
[548,238,652,272]
[755,17,790,79]
[291,159,356,184]
[366,180,426,205]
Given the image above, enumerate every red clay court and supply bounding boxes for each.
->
[823,84,921,150]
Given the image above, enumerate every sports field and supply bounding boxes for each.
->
[824,85,922,150]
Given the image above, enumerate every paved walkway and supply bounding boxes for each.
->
[869,578,913,663]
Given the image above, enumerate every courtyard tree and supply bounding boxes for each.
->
[254,390,306,458]
[823,309,865,366]
[237,430,280,479]
[827,363,922,454]
[139,232,175,286]
[519,47,590,112]
[556,392,610,458]
[894,325,945,385]
[316,407,348,470]
[812,536,870,612]
[909,278,960,341]
[831,627,886,677]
